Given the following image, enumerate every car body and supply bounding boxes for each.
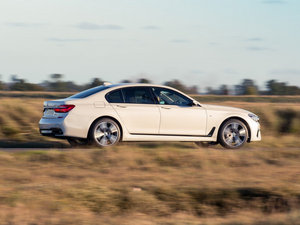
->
[39,83,261,149]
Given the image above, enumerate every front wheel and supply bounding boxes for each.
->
[89,118,121,147]
[218,119,248,149]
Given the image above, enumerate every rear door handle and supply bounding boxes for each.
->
[161,106,171,109]
[116,105,127,108]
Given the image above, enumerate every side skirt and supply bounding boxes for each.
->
[124,127,216,142]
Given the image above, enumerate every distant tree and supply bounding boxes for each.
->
[206,87,214,95]
[137,78,151,84]
[48,74,66,92]
[64,81,85,92]
[266,80,300,95]
[89,78,104,88]
[11,74,22,83]
[245,86,258,95]
[120,79,132,83]
[50,74,63,81]
[0,75,4,90]
[189,85,199,94]
[219,85,229,95]
[42,80,84,92]
[236,79,258,95]
[164,79,198,94]
[287,86,300,95]
[9,76,44,91]
[164,80,186,92]
[205,85,229,95]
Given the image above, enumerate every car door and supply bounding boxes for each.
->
[151,87,207,136]
[106,87,160,134]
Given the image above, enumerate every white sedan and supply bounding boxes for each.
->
[39,83,261,149]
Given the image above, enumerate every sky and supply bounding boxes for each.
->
[0,0,300,90]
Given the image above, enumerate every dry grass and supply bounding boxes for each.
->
[0,98,66,147]
[0,96,300,224]
[0,147,300,224]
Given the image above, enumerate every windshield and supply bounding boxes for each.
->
[69,85,116,99]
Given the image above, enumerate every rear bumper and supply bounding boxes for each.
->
[40,128,64,136]
[39,116,89,139]
[39,117,66,137]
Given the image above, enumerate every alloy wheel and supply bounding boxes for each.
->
[94,121,120,146]
[222,121,247,148]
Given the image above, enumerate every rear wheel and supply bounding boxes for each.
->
[89,118,121,147]
[218,119,248,149]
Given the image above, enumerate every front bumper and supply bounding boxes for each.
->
[249,121,261,142]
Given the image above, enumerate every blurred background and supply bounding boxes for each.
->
[0,0,300,224]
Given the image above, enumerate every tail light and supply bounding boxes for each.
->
[54,105,75,113]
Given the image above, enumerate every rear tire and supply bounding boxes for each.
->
[218,119,248,149]
[89,118,121,147]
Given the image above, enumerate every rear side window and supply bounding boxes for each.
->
[69,85,113,99]
[122,87,155,104]
[106,89,124,103]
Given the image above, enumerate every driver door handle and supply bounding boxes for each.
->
[161,106,171,110]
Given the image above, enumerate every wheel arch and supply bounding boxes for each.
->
[88,116,124,141]
[217,116,251,143]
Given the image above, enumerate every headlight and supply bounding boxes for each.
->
[248,113,259,122]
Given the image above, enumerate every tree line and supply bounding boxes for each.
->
[0,74,299,95]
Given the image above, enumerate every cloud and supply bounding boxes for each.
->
[142,25,160,30]
[245,37,264,42]
[75,22,123,30]
[262,0,286,4]
[246,46,271,51]
[170,39,189,43]
[5,22,47,28]
[47,38,92,42]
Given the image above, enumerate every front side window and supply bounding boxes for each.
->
[152,87,193,106]
[122,87,155,104]
[106,89,124,103]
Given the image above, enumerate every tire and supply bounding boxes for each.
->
[218,119,248,149]
[89,118,121,147]
[67,137,89,147]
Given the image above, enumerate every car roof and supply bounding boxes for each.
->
[105,83,170,89]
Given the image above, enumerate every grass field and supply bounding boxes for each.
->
[0,96,299,224]
[0,147,300,225]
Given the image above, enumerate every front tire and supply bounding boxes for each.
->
[89,118,121,147]
[218,119,248,149]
